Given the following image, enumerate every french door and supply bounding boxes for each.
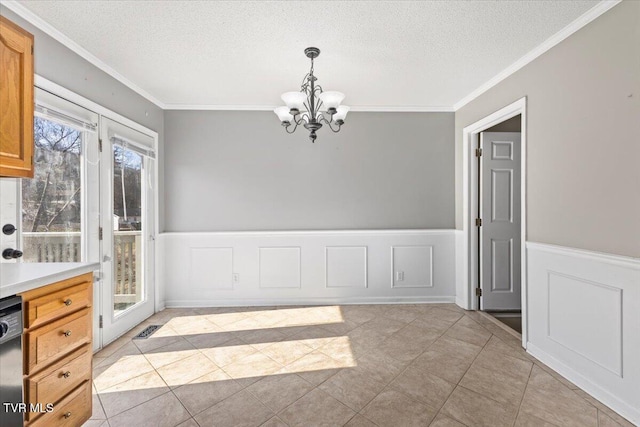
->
[13,86,157,349]
[99,118,156,344]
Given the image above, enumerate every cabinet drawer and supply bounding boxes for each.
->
[25,344,92,421]
[28,380,92,427]
[25,308,91,375]
[24,281,91,328]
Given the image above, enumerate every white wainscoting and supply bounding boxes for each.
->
[325,246,368,289]
[392,246,434,288]
[526,242,640,424]
[160,230,455,307]
[454,230,468,308]
[259,247,301,289]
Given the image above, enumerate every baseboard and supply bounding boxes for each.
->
[455,296,468,310]
[165,295,456,308]
[527,343,639,425]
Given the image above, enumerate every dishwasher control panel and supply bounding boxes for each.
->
[0,296,22,343]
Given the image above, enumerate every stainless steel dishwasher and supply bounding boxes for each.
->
[0,295,23,427]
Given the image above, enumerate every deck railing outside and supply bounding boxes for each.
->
[21,231,142,305]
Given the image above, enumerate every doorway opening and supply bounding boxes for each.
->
[461,97,527,346]
[478,115,522,334]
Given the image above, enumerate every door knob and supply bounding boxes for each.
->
[2,249,23,260]
[2,224,16,235]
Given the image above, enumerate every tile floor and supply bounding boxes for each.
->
[83,304,634,427]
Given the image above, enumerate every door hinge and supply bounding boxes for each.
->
[31,45,34,55]
[475,287,482,297]
[99,227,103,240]
[475,148,482,157]
[475,218,482,227]
[99,315,103,328]
[98,138,103,152]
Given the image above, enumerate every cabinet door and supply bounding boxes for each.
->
[0,16,34,178]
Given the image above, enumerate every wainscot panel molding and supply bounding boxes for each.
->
[526,242,640,425]
[160,230,455,307]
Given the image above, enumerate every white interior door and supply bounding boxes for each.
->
[100,118,156,344]
[480,132,521,310]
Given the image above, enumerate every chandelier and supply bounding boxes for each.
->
[274,47,349,143]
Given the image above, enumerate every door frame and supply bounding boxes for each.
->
[34,75,161,348]
[461,97,527,347]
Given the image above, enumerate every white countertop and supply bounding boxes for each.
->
[0,262,99,299]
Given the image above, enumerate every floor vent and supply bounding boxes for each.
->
[133,325,162,339]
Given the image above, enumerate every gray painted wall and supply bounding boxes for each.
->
[0,8,166,229]
[164,111,454,231]
[485,115,521,132]
[455,1,640,258]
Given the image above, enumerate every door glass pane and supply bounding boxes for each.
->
[22,117,83,262]
[113,144,143,315]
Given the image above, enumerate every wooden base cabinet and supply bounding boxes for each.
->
[19,273,93,426]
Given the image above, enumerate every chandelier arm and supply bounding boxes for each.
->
[318,114,341,133]
[325,110,333,124]
[293,114,306,126]
[327,121,342,133]
[284,121,299,134]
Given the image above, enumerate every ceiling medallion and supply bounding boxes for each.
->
[274,47,349,143]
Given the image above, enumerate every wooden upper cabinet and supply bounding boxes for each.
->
[0,15,34,178]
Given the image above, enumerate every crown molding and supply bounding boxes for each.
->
[453,0,621,111]
[164,104,455,112]
[0,0,167,109]
[2,0,620,113]
[345,105,455,113]
[165,104,277,111]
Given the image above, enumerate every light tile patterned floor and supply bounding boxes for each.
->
[83,304,634,427]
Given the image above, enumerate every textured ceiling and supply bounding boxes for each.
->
[16,0,600,109]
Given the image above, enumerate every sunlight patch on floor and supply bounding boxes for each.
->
[155,306,346,337]
[96,335,356,392]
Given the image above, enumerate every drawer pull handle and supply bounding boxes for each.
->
[63,412,72,419]
[61,371,71,378]
[64,299,72,306]
[63,330,72,337]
